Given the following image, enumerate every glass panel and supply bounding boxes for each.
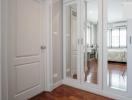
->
[107,0,127,91]
[83,0,98,84]
[65,4,78,79]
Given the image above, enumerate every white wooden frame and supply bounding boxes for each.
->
[63,0,81,83]
[1,0,53,99]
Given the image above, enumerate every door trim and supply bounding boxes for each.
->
[1,0,53,99]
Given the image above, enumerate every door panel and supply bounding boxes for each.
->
[16,62,40,94]
[16,0,40,57]
[8,0,44,99]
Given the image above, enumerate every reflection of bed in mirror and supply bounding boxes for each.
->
[108,48,127,62]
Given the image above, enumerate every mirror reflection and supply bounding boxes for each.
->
[107,0,128,91]
[83,0,98,84]
[66,4,78,79]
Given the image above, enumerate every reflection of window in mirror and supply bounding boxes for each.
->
[107,22,127,48]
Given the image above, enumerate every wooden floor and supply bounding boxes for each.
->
[29,85,113,100]
[74,60,127,90]
[108,62,127,90]
[85,59,98,84]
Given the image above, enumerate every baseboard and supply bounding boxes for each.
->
[52,80,63,90]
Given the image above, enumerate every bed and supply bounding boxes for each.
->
[108,48,127,62]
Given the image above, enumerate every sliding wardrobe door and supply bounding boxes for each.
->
[80,0,103,88]
[103,0,132,97]
[63,0,80,81]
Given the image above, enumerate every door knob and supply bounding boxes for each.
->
[41,46,46,50]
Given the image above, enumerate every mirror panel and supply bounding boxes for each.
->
[65,3,78,79]
[83,0,98,84]
[107,0,128,91]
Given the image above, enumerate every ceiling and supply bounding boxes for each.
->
[86,0,131,23]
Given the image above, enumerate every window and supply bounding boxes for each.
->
[107,27,127,48]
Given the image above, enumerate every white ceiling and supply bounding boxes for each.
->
[87,0,130,23]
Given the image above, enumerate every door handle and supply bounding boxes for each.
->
[41,46,46,50]
[130,36,132,45]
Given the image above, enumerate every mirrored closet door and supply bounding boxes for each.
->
[63,1,80,80]
[80,0,102,88]
[103,0,132,97]
[63,0,132,99]
[63,0,103,88]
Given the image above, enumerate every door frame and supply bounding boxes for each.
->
[1,0,53,99]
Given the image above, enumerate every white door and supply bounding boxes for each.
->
[8,0,45,99]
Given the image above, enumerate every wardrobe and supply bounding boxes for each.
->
[63,0,132,100]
